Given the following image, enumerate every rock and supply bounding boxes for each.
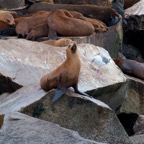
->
[0,84,132,144]
[120,75,144,115]
[0,73,21,95]
[0,112,104,144]
[130,134,144,144]
[0,0,25,9]
[117,113,138,136]
[53,0,112,7]
[125,0,144,31]
[133,115,144,134]
[0,39,127,111]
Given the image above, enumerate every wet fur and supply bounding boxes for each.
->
[114,58,144,79]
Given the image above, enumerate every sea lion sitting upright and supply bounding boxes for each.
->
[40,42,86,102]
[47,9,94,39]
[114,58,144,80]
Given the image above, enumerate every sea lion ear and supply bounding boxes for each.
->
[71,42,77,53]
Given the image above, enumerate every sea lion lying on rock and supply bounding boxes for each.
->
[47,9,94,39]
[0,12,15,26]
[42,38,72,47]
[69,11,108,32]
[40,42,87,102]
[15,12,49,37]
[114,58,144,80]
[26,23,48,40]
[28,3,120,26]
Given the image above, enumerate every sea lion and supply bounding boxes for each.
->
[0,21,9,31]
[26,23,48,40]
[0,12,15,26]
[124,0,140,10]
[42,38,72,47]
[69,11,108,32]
[40,42,86,102]
[47,9,94,39]
[15,12,49,37]
[114,58,144,80]
[28,3,120,26]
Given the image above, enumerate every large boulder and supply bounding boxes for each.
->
[0,112,104,144]
[0,0,25,9]
[0,39,127,111]
[125,0,144,31]
[0,84,132,144]
[130,114,144,144]
[120,75,144,115]
[53,0,112,7]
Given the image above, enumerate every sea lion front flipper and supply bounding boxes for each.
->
[72,83,88,96]
[52,72,67,102]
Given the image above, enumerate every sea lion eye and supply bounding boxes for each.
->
[7,19,10,23]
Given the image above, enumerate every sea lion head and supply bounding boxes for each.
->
[0,12,15,26]
[67,42,77,54]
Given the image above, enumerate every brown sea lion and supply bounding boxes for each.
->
[42,38,72,47]
[40,42,86,102]
[69,11,108,32]
[0,21,9,30]
[114,58,144,80]
[26,23,48,41]
[47,9,94,39]
[28,3,120,26]
[14,11,49,23]
[124,0,140,9]
[15,12,49,37]
[0,12,15,26]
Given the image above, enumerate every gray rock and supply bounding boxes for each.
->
[133,115,144,135]
[53,0,112,7]
[0,0,25,9]
[0,84,132,144]
[130,134,144,144]
[120,75,144,115]
[125,0,144,31]
[0,112,104,144]
[0,39,127,111]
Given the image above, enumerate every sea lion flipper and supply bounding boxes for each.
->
[52,72,67,102]
[52,88,66,102]
[72,83,89,96]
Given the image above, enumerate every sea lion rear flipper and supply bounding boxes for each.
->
[52,72,67,102]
